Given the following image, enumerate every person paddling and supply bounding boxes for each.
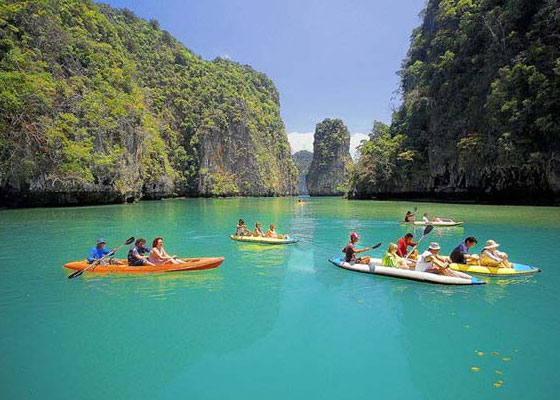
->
[128,238,155,266]
[149,237,183,265]
[450,237,479,264]
[416,242,455,276]
[342,232,371,264]
[404,210,416,222]
[87,238,114,264]
[396,233,417,258]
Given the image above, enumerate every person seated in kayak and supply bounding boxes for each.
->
[266,223,287,239]
[396,233,417,258]
[87,238,113,264]
[416,242,455,276]
[404,210,416,222]
[342,232,371,264]
[128,238,155,266]
[450,237,479,265]
[382,243,411,269]
[236,219,252,236]
[149,237,183,265]
[253,221,265,237]
[480,240,513,268]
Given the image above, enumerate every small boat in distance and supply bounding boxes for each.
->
[230,235,299,245]
[64,257,224,274]
[399,218,464,227]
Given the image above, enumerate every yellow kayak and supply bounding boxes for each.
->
[449,262,540,276]
[229,235,299,245]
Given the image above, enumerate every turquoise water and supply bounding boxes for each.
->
[1,198,559,399]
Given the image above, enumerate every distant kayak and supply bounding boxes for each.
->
[449,262,540,276]
[230,235,299,245]
[400,219,464,227]
[64,257,224,274]
[328,257,485,285]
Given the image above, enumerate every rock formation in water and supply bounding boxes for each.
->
[349,0,560,205]
[0,1,297,207]
[306,119,352,196]
[292,150,313,194]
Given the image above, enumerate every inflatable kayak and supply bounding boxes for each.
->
[449,262,541,276]
[328,257,485,285]
[230,235,299,245]
[400,219,464,227]
[64,257,224,274]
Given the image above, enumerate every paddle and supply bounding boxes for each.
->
[365,242,382,252]
[68,237,135,279]
[405,225,433,260]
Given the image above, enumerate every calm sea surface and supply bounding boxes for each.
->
[1,198,559,399]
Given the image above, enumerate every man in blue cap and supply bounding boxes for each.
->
[87,238,113,264]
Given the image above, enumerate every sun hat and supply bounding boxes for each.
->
[428,242,441,250]
[350,232,360,240]
[483,239,500,249]
[96,238,106,245]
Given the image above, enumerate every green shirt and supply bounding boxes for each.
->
[382,251,402,268]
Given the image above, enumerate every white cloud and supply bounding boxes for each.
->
[287,132,369,161]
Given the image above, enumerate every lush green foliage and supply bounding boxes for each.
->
[0,0,296,204]
[351,0,560,203]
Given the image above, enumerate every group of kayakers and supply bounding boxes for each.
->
[404,210,444,223]
[87,237,184,266]
[235,219,287,239]
[344,232,512,276]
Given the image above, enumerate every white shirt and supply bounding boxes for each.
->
[422,216,429,222]
[416,250,433,272]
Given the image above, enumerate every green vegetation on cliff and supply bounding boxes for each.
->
[307,118,352,196]
[293,150,313,194]
[0,0,297,206]
[350,0,560,204]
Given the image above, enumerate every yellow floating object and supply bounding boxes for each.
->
[502,357,511,361]
[477,351,485,357]
[449,262,540,276]
[494,380,504,388]
[495,370,502,375]
[471,366,480,372]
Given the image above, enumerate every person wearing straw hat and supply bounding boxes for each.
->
[342,232,371,264]
[382,243,411,269]
[416,242,455,276]
[480,240,512,268]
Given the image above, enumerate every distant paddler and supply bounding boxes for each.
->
[479,240,513,269]
[254,221,265,237]
[342,232,371,264]
[265,223,287,239]
[404,210,416,222]
[235,219,252,236]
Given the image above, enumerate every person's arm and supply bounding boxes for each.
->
[87,248,96,263]
[356,246,370,254]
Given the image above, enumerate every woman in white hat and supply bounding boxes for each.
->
[480,240,512,268]
[416,242,455,276]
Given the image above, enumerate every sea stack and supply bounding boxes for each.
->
[306,119,352,196]
[293,150,313,195]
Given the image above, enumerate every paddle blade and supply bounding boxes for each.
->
[370,242,382,250]
[423,225,434,235]
[125,237,135,245]
[68,269,84,279]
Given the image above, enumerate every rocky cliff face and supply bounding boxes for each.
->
[349,0,560,205]
[292,150,313,194]
[306,119,352,196]
[0,1,297,207]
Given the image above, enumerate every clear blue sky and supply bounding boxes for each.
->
[103,0,424,134]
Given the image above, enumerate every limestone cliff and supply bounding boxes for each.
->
[306,119,352,196]
[0,1,297,207]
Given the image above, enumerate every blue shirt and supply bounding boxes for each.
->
[450,242,469,264]
[128,245,151,264]
[87,246,111,263]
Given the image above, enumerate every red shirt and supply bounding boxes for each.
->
[396,237,409,257]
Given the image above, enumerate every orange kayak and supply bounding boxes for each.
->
[64,257,224,274]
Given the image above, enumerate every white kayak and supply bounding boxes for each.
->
[399,219,463,227]
[230,235,299,245]
[328,257,485,285]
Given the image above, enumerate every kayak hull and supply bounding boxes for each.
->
[449,262,541,276]
[328,257,485,285]
[400,221,464,227]
[64,257,224,274]
[230,235,299,245]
